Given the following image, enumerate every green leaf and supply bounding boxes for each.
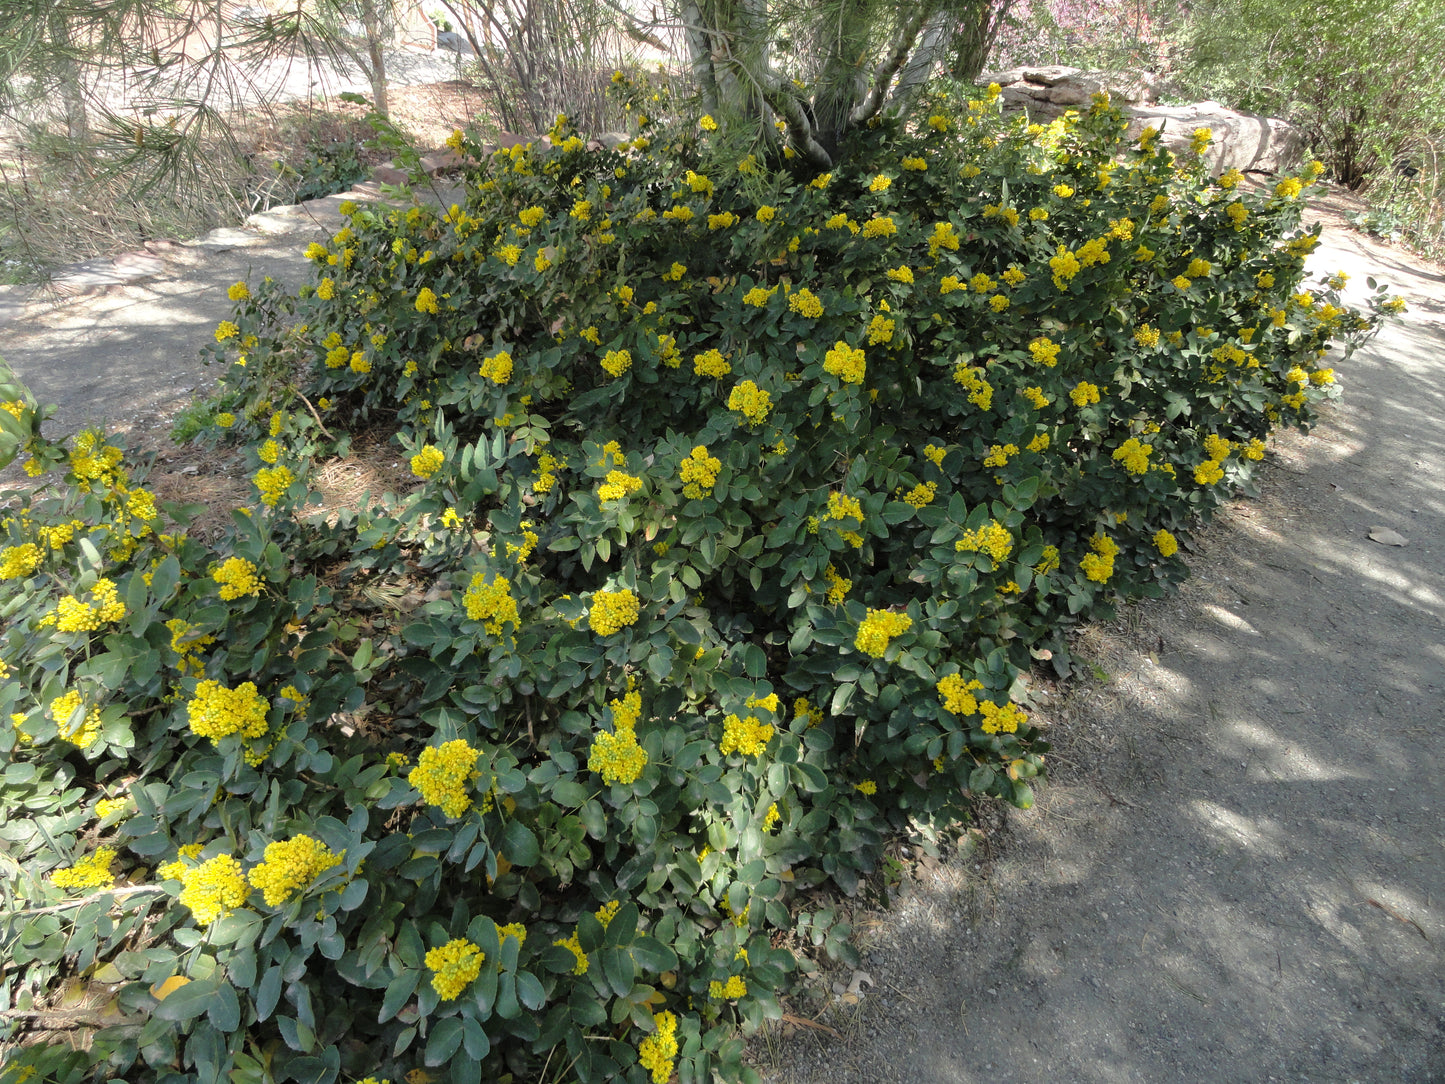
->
[629,936,678,974]
[424,1017,465,1066]
[500,820,540,867]
[207,981,240,1031]
[379,969,419,1023]
[255,965,283,1022]
[461,1015,491,1060]
[516,970,546,1011]
[152,976,221,1021]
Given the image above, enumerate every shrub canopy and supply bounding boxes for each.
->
[0,76,1396,1084]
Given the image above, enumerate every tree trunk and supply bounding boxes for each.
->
[358,0,390,116]
[49,11,89,142]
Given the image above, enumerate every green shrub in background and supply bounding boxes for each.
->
[0,76,1402,1084]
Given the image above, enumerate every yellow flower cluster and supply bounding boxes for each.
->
[479,350,513,384]
[213,556,261,600]
[979,700,1028,735]
[903,481,937,508]
[720,712,774,757]
[886,265,914,283]
[187,680,269,745]
[861,215,896,238]
[215,320,239,342]
[589,683,648,786]
[1274,177,1303,199]
[867,314,895,344]
[638,1010,678,1083]
[710,975,747,999]
[1194,459,1225,485]
[788,288,823,319]
[462,572,520,636]
[601,348,632,377]
[823,341,866,384]
[590,589,639,635]
[728,380,772,425]
[1154,529,1179,556]
[984,442,1018,468]
[0,543,42,579]
[554,931,588,974]
[426,938,485,1000]
[823,563,852,603]
[1069,381,1101,407]
[1135,325,1160,348]
[254,465,293,506]
[693,348,730,378]
[598,470,642,502]
[742,285,777,307]
[955,520,1012,563]
[95,797,132,819]
[48,578,126,632]
[679,445,722,499]
[410,740,482,818]
[1203,433,1234,461]
[952,365,993,409]
[177,854,250,925]
[1036,545,1061,574]
[414,287,439,314]
[411,445,445,479]
[855,609,912,657]
[248,836,343,907]
[708,212,738,230]
[1080,532,1120,583]
[1028,337,1060,367]
[49,690,102,747]
[1112,438,1153,474]
[901,156,927,171]
[534,451,565,494]
[937,673,984,715]
[51,846,117,891]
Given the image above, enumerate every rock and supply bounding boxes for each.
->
[977,66,1302,176]
[419,148,467,175]
[371,163,412,186]
[1127,103,1304,175]
[1367,526,1408,546]
[436,30,476,55]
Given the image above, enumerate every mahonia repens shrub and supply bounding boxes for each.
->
[0,80,1399,1083]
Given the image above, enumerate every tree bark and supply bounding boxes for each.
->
[357,0,390,117]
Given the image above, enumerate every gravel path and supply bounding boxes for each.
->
[765,226,1445,1081]
[1,188,1441,1083]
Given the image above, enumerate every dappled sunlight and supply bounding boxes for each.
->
[1188,798,1290,858]
[1200,603,1262,637]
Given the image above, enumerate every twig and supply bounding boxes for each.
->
[782,1012,841,1039]
[294,388,335,440]
[1099,785,1140,809]
[1,885,165,920]
[1368,898,1429,941]
[0,1007,142,1029]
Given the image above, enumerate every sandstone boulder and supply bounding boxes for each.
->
[978,66,1304,176]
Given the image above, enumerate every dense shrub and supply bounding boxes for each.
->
[0,77,1399,1084]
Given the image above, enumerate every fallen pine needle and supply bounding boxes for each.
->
[1368,898,1429,941]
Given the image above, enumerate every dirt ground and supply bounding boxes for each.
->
[2,97,1443,1081]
